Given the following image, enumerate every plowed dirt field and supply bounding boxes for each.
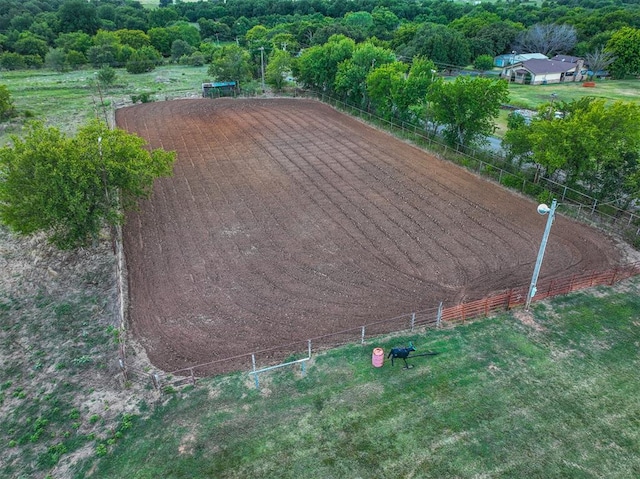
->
[116,98,622,374]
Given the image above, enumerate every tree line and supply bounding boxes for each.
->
[0,0,640,76]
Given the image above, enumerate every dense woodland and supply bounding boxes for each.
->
[0,0,639,72]
[1,0,640,218]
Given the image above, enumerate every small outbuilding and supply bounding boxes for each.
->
[202,81,238,98]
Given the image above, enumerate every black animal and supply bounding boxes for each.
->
[388,342,416,368]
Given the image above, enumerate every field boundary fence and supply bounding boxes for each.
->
[305,91,640,243]
[127,261,640,392]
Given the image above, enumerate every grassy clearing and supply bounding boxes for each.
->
[507,79,640,109]
[76,277,640,478]
[0,65,209,144]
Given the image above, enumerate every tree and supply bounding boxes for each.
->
[55,32,93,55]
[397,23,471,67]
[366,61,407,120]
[429,76,509,147]
[0,84,16,121]
[13,32,49,60]
[584,47,616,80]
[58,0,99,35]
[96,65,117,88]
[503,97,640,205]
[45,48,68,72]
[0,120,175,249]
[115,29,151,50]
[171,39,195,62]
[513,24,577,56]
[126,46,161,74]
[297,35,355,92]
[606,27,640,79]
[473,54,495,75]
[207,44,252,83]
[265,48,292,91]
[334,42,395,106]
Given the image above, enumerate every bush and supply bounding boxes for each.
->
[0,85,16,120]
[0,52,27,70]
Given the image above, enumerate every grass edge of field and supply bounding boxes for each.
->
[74,276,640,478]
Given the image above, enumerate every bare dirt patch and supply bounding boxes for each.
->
[115,98,623,375]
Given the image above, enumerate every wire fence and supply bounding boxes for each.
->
[123,261,640,392]
[307,91,640,244]
[114,91,640,390]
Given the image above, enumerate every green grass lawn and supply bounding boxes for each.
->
[507,79,640,109]
[0,65,210,144]
[75,278,640,478]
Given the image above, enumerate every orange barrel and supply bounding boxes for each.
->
[372,348,384,367]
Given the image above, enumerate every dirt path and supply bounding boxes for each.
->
[115,98,622,374]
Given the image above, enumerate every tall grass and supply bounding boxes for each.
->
[76,278,640,478]
[0,65,209,144]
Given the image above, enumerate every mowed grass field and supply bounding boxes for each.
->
[74,278,640,479]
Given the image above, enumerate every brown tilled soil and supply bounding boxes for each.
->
[115,98,623,374]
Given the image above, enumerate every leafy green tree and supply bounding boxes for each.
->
[87,44,118,67]
[503,98,640,205]
[13,32,49,60]
[606,27,640,78]
[45,48,68,72]
[58,0,99,35]
[371,7,400,41]
[207,44,252,83]
[265,48,292,91]
[366,61,407,120]
[148,27,176,57]
[171,39,195,62]
[55,32,93,55]
[297,35,355,92]
[115,29,151,50]
[198,18,232,42]
[0,120,175,249]
[397,23,471,67]
[66,50,86,69]
[0,52,27,70]
[126,46,161,74]
[148,7,179,28]
[96,65,117,88]
[429,76,509,147]
[473,54,495,74]
[0,84,16,121]
[334,42,395,106]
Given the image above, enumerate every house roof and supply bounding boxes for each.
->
[550,54,582,63]
[520,58,578,74]
[516,53,548,61]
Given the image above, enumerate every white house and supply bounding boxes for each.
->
[501,57,586,85]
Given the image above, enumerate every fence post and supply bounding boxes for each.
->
[591,199,598,215]
[252,354,259,389]
[411,312,416,332]
[190,368,196,387]
[436,301,443,328]
[506,289,513,310]
[361,326,366,345]
[610,268,618,285]
[151,373,159,390]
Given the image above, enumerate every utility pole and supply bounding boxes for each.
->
[525,199,558,311]
[259,46,265,93]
